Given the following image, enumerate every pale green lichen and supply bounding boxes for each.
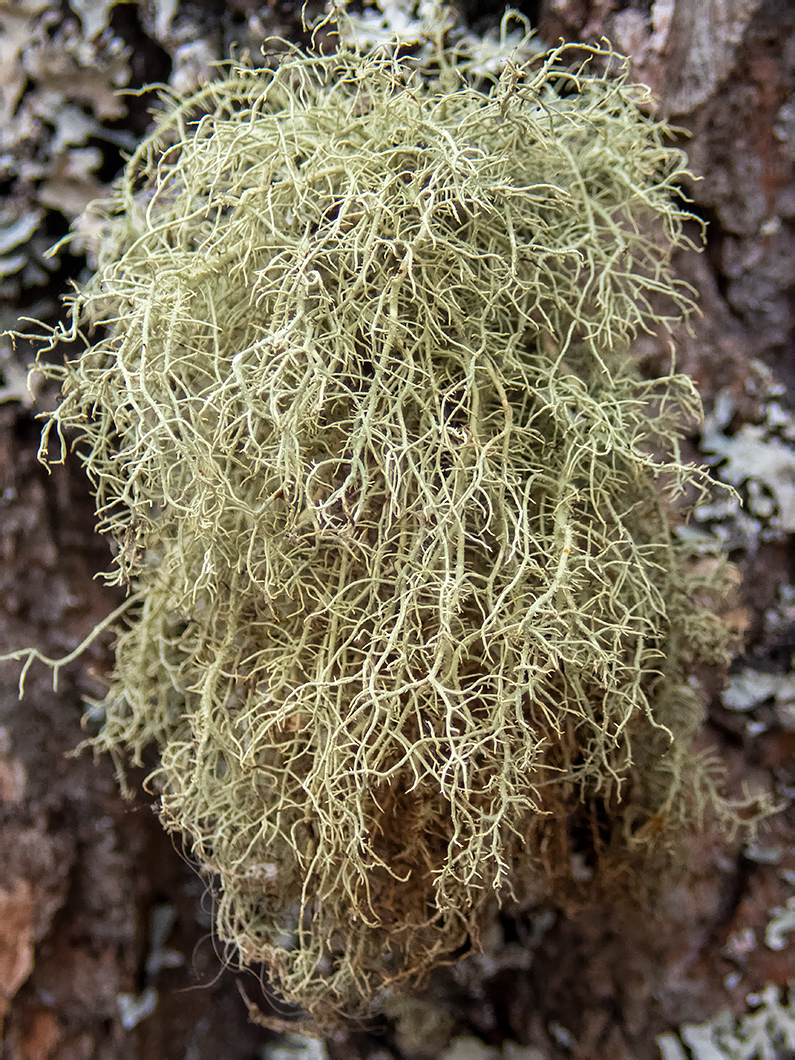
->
[7,20,769,1020]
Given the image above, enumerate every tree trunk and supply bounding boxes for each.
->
[0,2,792,1057]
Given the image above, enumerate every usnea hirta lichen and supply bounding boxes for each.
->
[10,22,764,1020]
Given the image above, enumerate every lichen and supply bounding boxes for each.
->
[657,984,795,1060]
[7,18,769,1020]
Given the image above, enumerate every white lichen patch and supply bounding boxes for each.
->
[699,366,795,543]
[658,984,795,1060]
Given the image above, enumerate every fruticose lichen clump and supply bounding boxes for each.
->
[17,21,759,1020]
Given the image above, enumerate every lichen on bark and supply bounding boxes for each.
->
[6,23,769,1021]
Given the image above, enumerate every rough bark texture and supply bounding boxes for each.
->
[0,2,792,1058]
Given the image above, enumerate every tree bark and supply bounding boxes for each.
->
[0,2,792,1058]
